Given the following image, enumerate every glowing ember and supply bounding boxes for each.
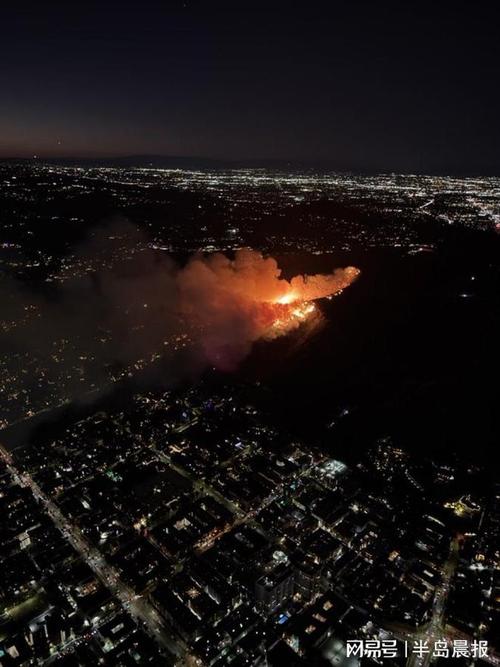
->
[266,299,317,334]
[292,301,316,319]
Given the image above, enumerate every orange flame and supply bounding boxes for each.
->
[177,249,360,367]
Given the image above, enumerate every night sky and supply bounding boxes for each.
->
[1,0,499,173]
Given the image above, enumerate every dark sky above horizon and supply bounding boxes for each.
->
[1,0,499,173]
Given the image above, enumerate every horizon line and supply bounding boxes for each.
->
[0,154,499,178]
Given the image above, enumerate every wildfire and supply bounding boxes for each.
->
[265,298,319,337]
[177,248,360,367]
[276,292,299,305]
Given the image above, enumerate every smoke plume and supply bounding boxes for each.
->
[177,248,360,368]
[0,223,359,428]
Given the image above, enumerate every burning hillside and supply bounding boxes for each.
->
[177,249,360,368]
